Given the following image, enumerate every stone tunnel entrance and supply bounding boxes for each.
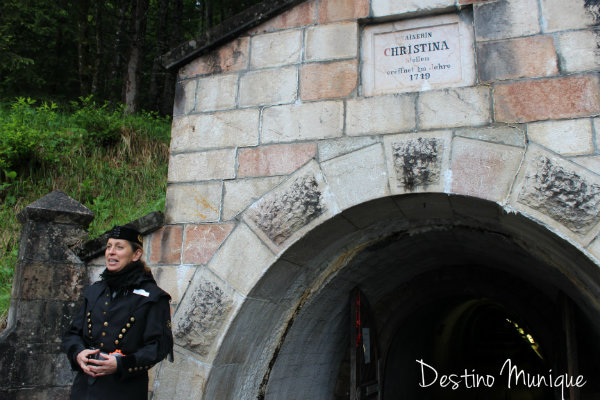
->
[207,194,600,400]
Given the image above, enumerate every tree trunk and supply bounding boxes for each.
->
[148,0,169,112]
[109,0,130,104]
[160,0,184,116]
[91,1,103,97]
[123,0,149,113]
[76,0,91,96]
[204,0,213,32]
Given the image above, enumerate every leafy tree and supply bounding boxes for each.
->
[0,0,267,114]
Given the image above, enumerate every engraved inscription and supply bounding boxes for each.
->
[375,23,461,91]
[362,14,475,96]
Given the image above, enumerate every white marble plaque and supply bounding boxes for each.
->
[362,14,475,96]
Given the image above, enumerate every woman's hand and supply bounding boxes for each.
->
[76,349,118,377]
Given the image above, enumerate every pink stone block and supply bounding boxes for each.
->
[182,223,235,265]
[248,0,316,35]
[318,0,369,23]
[238,143,317,177]
[477,36,558,82]
[451,138,523,202]
[300,60,358,101]
[494,75,600,123]
[149,225,184,265]
[178,37,249,79]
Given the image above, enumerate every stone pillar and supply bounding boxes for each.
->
[0,190,93,400]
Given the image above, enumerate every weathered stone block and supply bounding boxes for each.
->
[17,190,94,228]
[262,101,344,143]
[172,267,241,358]
[247,258,306,302]
[170,109,259,152]
[383,131,452,194]
[19,262,85,301]
[17,222,88,264]
[207,222,276,294]
[494,75,600,123]
[151,265,196,304]
[194,74,237,112]
[182,223,235,265]
[248,0,316,35]
[151,346,209,399]
[321,144,389,210]
[556,30,600,74]
[244,161,339,252]
[305,22,357,62]
[540,0,599,32]
[527,119,594,156]
[250,29,302,68]
[586,236,600,263]
[573,155,600,176]
[168,149,236,182]
[223,176,285,220]
[300,60,357,101]
[477,36,558,82]
[172,79,197,116]
[238,142,316,177]
[318,0,369,23]
[455,124,526,147]
[596,118,600,149]
[451,137,524,202]
[519,156,600,234]
[341,196,403,229]
[148,225,183,265]
[393,193,454,221]
[418,86,491,129]
[318,136,379,162]
[474,0,540,41]
[372,0,454,17]
[165,182,222,224]
[346,94,416,136]
[178,36,250,79]
[246,176,325,245]
[239,66,298,107]
[513,146,600,241]
[13,300,75,340]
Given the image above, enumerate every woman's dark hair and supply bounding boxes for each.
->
[128,240,152,275]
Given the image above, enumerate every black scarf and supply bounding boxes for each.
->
[100,260,149,291]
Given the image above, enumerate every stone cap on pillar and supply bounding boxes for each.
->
[17,190,94,228]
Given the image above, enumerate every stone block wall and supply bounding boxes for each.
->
[152,0,600,398]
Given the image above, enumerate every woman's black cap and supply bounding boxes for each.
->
[108,225,143,246]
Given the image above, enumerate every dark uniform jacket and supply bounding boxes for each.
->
[62,269,173,400]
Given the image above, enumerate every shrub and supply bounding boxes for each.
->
[0,96,171,326]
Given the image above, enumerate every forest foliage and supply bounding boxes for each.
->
[0,0,264,326]
[1,0,262,115]
[0,97,172,326]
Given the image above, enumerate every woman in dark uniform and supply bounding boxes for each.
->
[62,225,173,400]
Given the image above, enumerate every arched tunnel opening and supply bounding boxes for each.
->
[257,195,600,400]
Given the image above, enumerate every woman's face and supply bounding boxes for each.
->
[105,238,142,272]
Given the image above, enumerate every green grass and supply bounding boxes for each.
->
[0,97,171,327]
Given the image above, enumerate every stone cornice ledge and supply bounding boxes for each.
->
[161,0,307,71]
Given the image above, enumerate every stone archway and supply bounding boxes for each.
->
[195,194,600,399]
[152,1,600,396]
